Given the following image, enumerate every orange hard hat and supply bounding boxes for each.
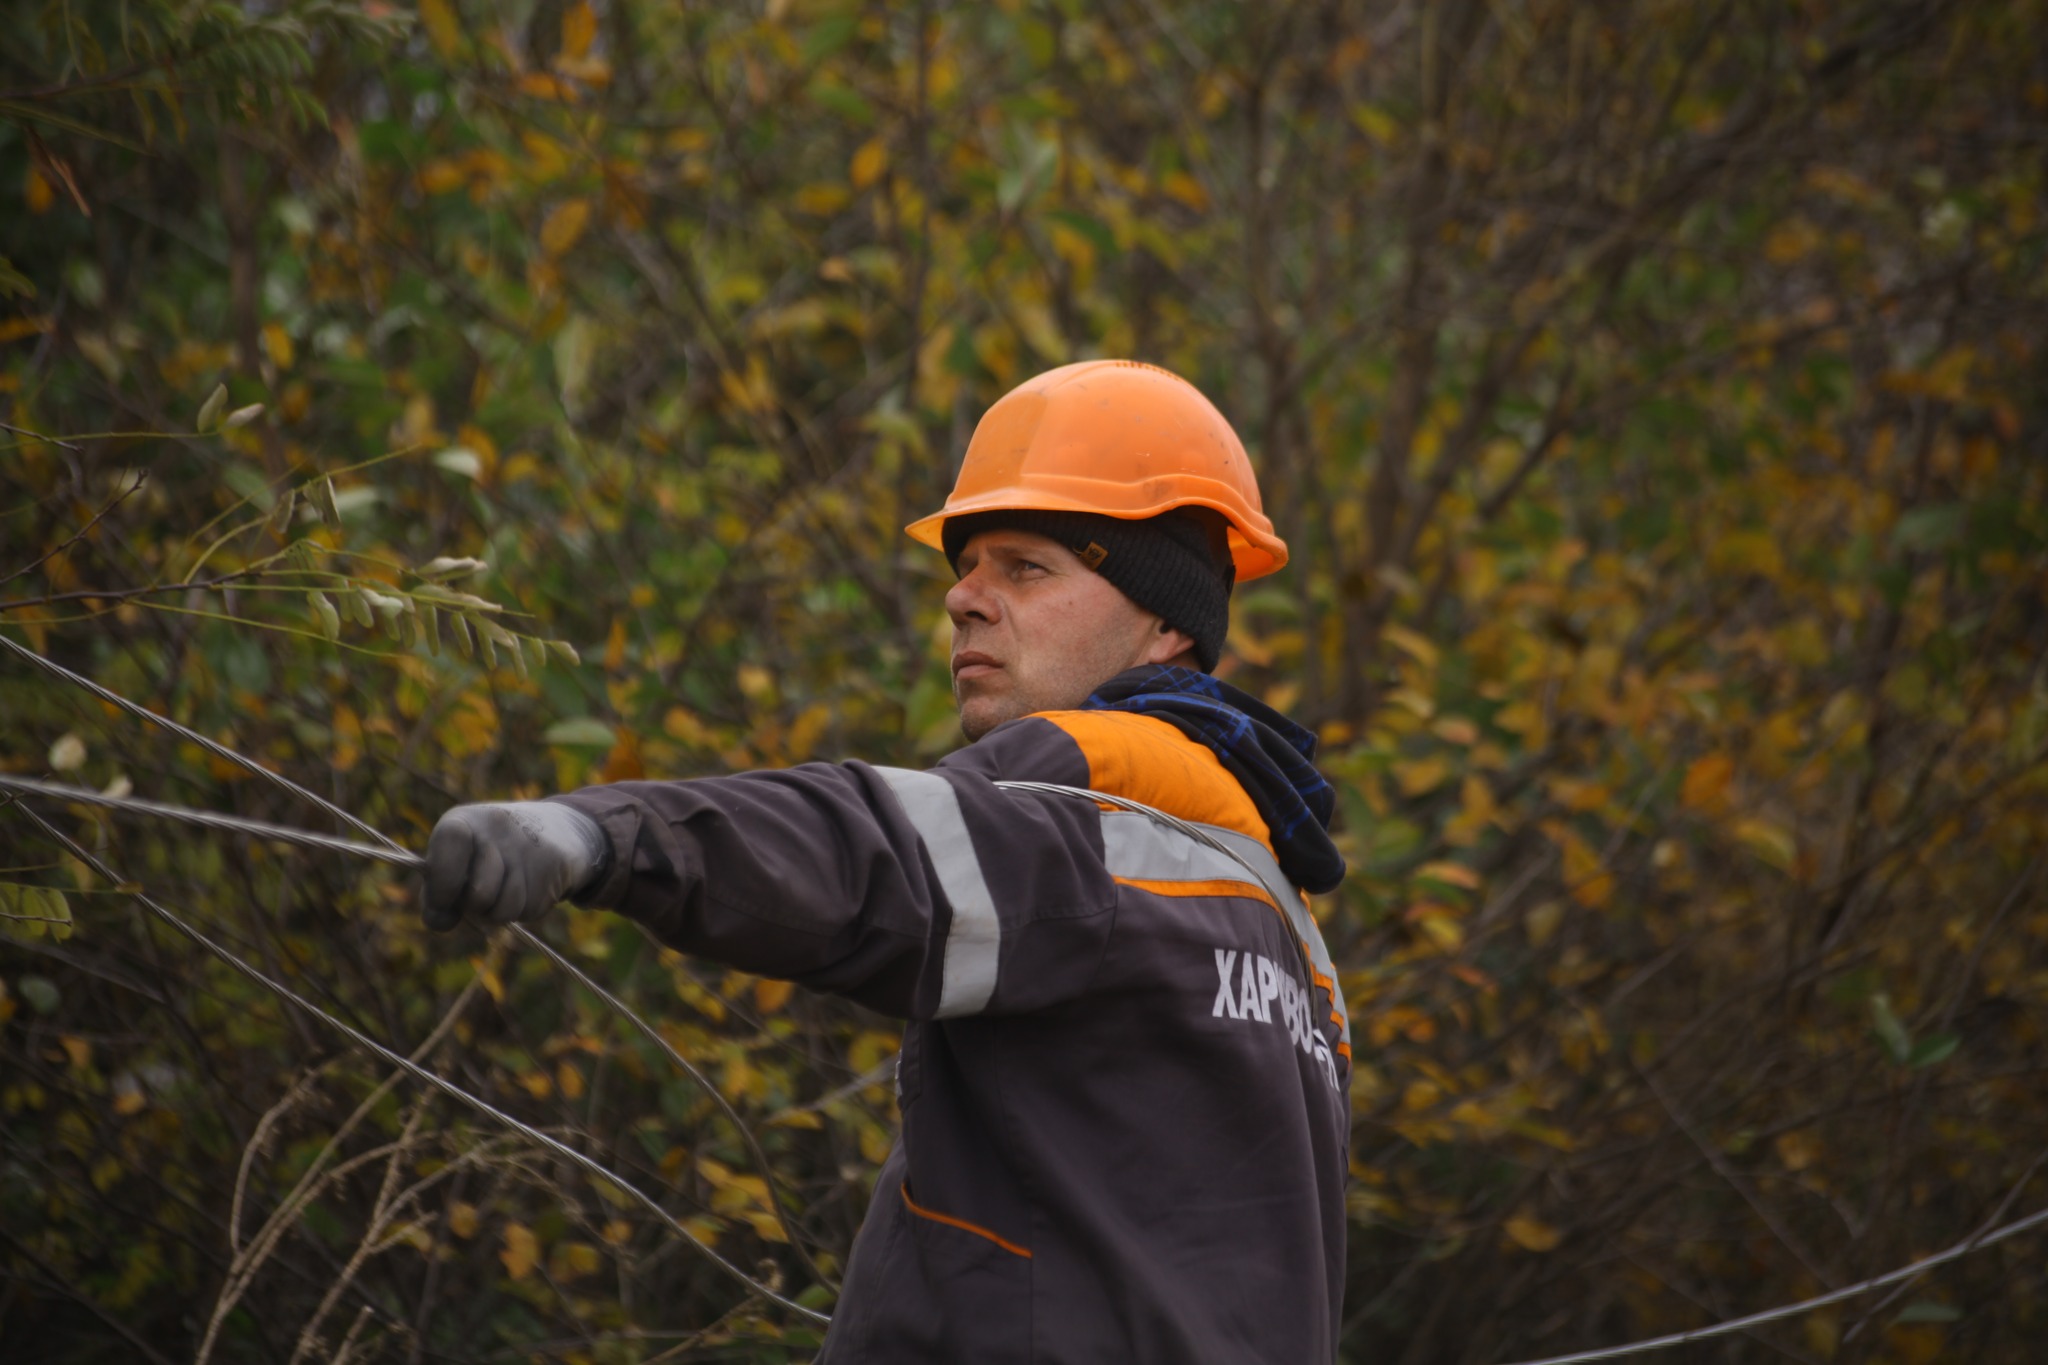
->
[905,359,1289,580]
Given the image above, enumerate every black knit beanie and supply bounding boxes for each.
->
[942,507,1236,671]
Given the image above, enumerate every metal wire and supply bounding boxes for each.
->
[0,777,838,1291]
[0,632,406,853]
[0,774,425,867]
[0,636,828,1326]
[7,797,827,1325]
[1495,1201,2048,1364]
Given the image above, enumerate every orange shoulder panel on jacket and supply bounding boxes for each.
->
[1034,710,1273,852]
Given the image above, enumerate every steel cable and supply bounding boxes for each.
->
[1494,1201,2048,1364]
[0,773,425,866]
[7,798,826,1324]
[0,772,837,1289]
[0,635,828,1325]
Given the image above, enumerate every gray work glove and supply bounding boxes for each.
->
[423,801,610,932]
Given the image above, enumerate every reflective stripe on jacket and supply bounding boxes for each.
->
[556,707,1351,1364]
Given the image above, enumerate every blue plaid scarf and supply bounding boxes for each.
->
[1082,665,1345,894]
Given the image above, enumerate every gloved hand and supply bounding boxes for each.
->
[423,801,610,932]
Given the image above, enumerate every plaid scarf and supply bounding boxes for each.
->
[1082,665,1345,894]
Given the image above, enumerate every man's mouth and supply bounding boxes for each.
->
[951,651,1000,681]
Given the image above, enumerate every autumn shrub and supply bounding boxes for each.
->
[4,2,2046,1362]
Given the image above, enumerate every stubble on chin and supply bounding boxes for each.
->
[955,692,1006,742]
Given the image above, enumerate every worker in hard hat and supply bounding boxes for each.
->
[423,360,1351,1362]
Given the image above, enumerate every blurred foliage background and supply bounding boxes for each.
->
[4,0,2047,1361]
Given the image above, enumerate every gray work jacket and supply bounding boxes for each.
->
[557,708,1351,1363]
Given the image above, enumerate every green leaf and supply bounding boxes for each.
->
[1048,210,1117,256]
[17,974,60,1014]
[0,254,36,299]
[315,477,343,530]
[1892,502,1966,554]
[800,14,858,63]
[544,717,616,747]
[309,591,341,641]
[433,446,482,479]
[222,462,275,511]
[1894,1300,1962,1324]
[1869,993,1912,1065]
[1908,1032,1960,1069]
[196,382,229,433]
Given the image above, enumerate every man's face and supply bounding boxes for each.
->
[947,528,1194,741]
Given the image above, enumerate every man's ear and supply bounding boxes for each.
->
[1140,619,1199,666]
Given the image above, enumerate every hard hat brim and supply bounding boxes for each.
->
[906,477,1288,581]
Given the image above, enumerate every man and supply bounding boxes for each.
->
[424,359,1352,1362]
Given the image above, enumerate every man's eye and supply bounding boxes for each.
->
[1016,560,1047,575]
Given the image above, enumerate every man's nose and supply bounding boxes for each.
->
[945,566,999,627]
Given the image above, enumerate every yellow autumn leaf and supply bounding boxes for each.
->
[1161,170,1208,211]
[1505,1213,1562,1252]
[560,1,598,60]
[1775,1130,1821,1173]
[1350,103,1398,144]
[1414,861,1482,891]
[850,137,889,190]
[549,1240,602,1280]
[517,71,579,103]
[1680,753,1735,813]
[25,163,54,214]
[1557,829,1614,909]
[1524,899,1565,946]
[261,321,294,370]
[736,662,776,702]
[1548,777,1608,813]
[1432,715,1479,745]
[540,198,592,257]
[332,702,362,772]
[1392,753,1451,797]
[1410,909,1464,952]
[500,1222,539,1280]
[1382,622,1440,669]
[447,1202,480,1239]
[1444,774,1499,846]
[794,183,851,216]
[1734,816,1797,872]
[754,977,794,1012]
[419,0,462,57]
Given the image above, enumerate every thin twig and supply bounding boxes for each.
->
[0,419,82,452]
[0,468,141,590]
[0,1226,179,1365]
